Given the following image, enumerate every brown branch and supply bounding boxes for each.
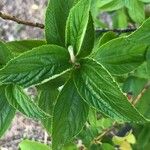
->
[132,81,150,105]
[0,11,44,29]
[0,11,137,33]
[94,123,116,144]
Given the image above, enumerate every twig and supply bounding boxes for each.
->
[0,11,137,33]
[0,11,44,29]
[132,81,150,105]
[96,28,136,34]
[93,122,116,144]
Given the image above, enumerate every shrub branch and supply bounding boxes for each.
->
[132,81,150,105]
[0,11,136,33]
[0,11,44,29]
[96,28,136,33]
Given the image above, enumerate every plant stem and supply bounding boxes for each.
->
[132,81,150,105]
[93,122,116,144]
[68,45,76,64]
[0,11,44,29]
[0,11,136,33]
[96,28,136,34]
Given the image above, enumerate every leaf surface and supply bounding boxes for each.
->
[19,140,51,150]
[98,0,124,12]
[37,82,59,134]
[78,13,95,57]
[139,0,150,2]
[0,45,71,87]
[74,58,147,122]
[45,0,78,46]
[0,86,15,138]
[0,41,12,66]
[66,0,92,55]
[6,85,50,119]
[92,18,150,75]
[6,40,46,55]
[52,79,89,149]
[146,47,150,77]
[125,0,145,23]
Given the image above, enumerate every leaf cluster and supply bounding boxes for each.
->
[0,0,150,149]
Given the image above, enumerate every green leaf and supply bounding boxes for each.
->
[19,140,51,150]
[65,0,92,55]
[38,71,70,89]
[52,79,89,150]
[78,13,95,57]
[0,41,12,67]
[88,109,97,127]
[95,43,146,75]
[5,85,50,119]
[146,47,150,77]
[92,18,150,75]
[113,8,128,28]
[73,58,147,122]
[139,0,150,2]
[98,0,124,12]
[78,126,99,147]
[88,109,113,129]
[132,48,150,79]
[123,76,150,119]
[6,40,46,55]
[45,0,78,46]
[37,82,59,134]
[134,124,150,150]
[37,72,70,134]
[89,144,101,150]
[97,0,113,7]
[92,31,117,54]
[0,86,15,138]
[0,45,71,87]
[62,143,77,150]
[100,143,115,150]
[133,62,150,79]
[136,88,150,119]
[95,31,117,51]
[123,76,147,99]
[125,0,145,23]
